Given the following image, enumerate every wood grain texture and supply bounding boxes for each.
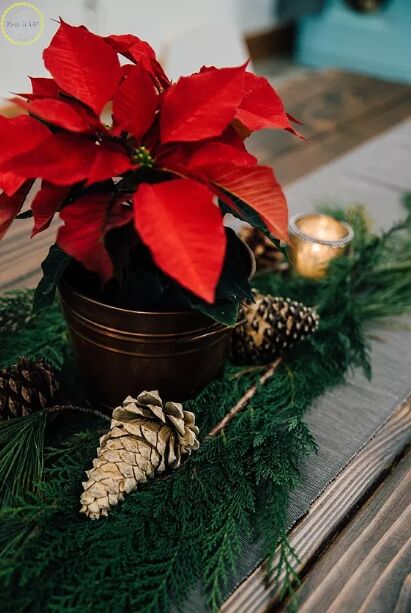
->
[272,94,411,186]
[293,448,411,613]
[221,398,411,613]
[1,70,410,293]
[248,70,411,164]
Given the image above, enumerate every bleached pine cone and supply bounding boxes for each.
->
[80,391,200,519]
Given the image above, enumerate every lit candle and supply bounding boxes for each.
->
[288,213,354,279]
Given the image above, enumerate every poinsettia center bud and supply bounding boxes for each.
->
[132,146,154,168]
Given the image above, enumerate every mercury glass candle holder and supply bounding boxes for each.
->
[288,213,354,279]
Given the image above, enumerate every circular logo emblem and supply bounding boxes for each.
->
[1,2,44,46]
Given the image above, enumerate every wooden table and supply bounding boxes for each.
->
[222,73,411,613]
[1,69,411,612]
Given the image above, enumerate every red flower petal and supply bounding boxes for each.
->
[105,34,156,61]
[2,133,95,185]
[133,179,226,302]
[207,164,288,242]
[219,125,248,151]
[16,78,60,101]
[2,133,133,187]
[112,64,158,139]
[0,115,50,164]
[1,133,93,185]
[30,77,59,98]
[0,172,26,197]
[86,142,135,186]
[31,183,70,237]
[160,64,246,144]
[188,142,256,170]
[106,34,170,89]
[57,194,133,283]
[0,115,50,195]
[0,182,33,240]
[160,142,256,182]
[43,20,122,115]
[139,55,171,90]
[11,97,97,133]
[234,72,293,133]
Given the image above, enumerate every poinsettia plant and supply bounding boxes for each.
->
[0,20,301,324]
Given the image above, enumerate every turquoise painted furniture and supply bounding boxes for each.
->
[296,0,411,83]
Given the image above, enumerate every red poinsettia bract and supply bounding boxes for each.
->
[0,20,301,303]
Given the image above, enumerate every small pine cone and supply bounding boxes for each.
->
[0,357,60,420]
[238,227,289,274]
[80,391,200,520]
[230,291,320,364]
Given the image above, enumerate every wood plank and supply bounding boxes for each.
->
[292,449,411,613]
[0,222,57,291]
[271,94,411,186]
[248,70,411,163]
[220,398,411,613]
[284,119,411,232]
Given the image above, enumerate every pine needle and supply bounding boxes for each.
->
[0,412,47,507]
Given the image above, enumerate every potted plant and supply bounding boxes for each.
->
[0,20,299,406]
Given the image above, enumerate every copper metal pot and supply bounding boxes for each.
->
[59,244,255,410]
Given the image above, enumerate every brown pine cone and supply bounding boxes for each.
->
[238,226,289,273]
[0,357,60,420]
[230,291,320,364]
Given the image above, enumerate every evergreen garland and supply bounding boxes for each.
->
[0,289,34,337]
[0,294,67,370]
[0,204,410,612]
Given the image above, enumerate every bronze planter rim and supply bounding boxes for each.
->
[59,238,256,320]
[59,281,206,318]
[59,287,226,341]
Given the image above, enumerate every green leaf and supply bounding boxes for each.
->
[219,195,284,251]
[188,295,239,325]
[216,228,253,302]
[33,244,72,312]
[15,210,33,220]
[185,229,253,325]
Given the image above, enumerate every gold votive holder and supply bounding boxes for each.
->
[288,213,354,279]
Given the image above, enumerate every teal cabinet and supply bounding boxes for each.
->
[296,0,411,83]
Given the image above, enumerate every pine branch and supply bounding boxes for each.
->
[0,289,34,336]
[207,357,282,437]
[0,406,109,510]
[0,296,67,370]
[0,412,47,507]
[203,476,255,612]
[45,404,111,422]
